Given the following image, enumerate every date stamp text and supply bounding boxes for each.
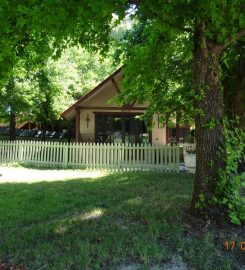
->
[225,241,245,251]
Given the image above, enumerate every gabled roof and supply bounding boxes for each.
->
[61,67,123,119]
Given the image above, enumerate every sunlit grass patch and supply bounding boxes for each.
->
[0,166,108,183]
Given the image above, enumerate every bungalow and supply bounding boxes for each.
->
[61,68,190,144]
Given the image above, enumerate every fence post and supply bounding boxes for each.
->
[176,145,180,172]
[63,143,69,168]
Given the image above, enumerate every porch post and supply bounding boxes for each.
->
[75,108,81,142]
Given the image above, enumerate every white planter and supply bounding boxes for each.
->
[184,153,196,173]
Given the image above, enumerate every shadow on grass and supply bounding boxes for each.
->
[0,171,240,270]
[0,171,193,226]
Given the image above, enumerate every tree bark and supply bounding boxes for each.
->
[191,22,225,213]
[9,111,16,141]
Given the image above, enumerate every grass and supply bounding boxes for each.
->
[0,171,244,269]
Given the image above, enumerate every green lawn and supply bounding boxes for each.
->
[0,171,243,269]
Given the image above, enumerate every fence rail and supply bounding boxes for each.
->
[178,142,196,153]
[0,141,180,172]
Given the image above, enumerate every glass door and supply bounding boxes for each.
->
[95,113,149,144]
[112,116,123,143]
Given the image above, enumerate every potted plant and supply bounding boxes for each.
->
[184,148,196,173]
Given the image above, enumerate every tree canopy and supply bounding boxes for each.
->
[113,19,194,125]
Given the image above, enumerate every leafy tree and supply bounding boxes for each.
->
[0,65,37,140]
[47,46,117,101]
[32,68,64,139]
[113,19,194,125]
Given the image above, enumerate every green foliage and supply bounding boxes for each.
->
[0,63,38,124]
[33,68,63,125]
[214,119,245,224]
[0,46,116,127]
[113,18,194,124]
[0,0,128,85]
[47,46,117,101]
[112,1,244,127]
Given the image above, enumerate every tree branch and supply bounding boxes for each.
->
[217,29,245,53]
[128,0,193,34]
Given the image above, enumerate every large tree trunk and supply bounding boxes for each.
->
[9,111,16,141]
[191,23,225,214]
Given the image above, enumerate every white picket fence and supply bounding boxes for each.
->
[0,141,180,172]
[178,143,196,153]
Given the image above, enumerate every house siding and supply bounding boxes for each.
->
[152,115,167,144]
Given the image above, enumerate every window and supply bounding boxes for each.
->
[95,113,149,144]
[168,126,191,143]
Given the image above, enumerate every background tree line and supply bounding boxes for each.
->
[0,46,117,139]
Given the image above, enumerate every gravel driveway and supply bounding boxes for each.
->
[0,166,106,183]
